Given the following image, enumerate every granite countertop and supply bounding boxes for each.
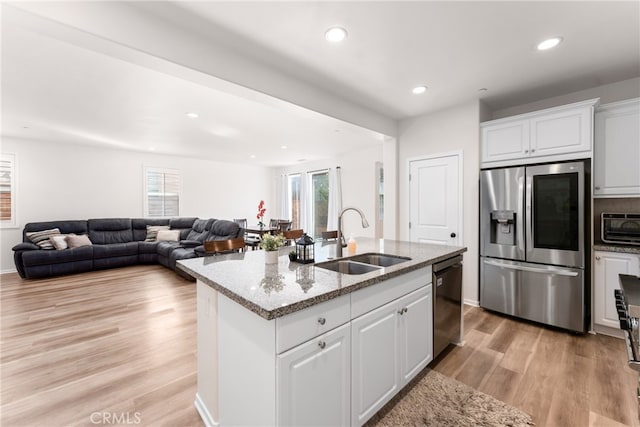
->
[593,243,640,255]
[177,237,467,320]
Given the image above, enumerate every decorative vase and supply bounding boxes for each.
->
[265,250,278,264]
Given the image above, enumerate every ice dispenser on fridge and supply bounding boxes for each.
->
[490,210,516,245]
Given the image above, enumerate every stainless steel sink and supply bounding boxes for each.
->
[315,260,382,275]
[315,253,411,275]
[348,253,411,267]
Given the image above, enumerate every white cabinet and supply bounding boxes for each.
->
[594,251,640,329]
[277,323,351,427]
[195,264,436,427]
[594,98,640,197]
[351,285,432,426]
[481,98,598,167]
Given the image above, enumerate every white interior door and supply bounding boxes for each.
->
[409,153,461,245]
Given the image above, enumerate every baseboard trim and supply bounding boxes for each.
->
[1,267,17,275]
[463,299,480,307]
[195,393,218,427]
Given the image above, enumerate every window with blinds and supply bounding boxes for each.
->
[144,167,180,217]
[1,154,16,227]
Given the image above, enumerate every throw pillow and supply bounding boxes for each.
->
[50,234,72,250]
[145,225,170,242]
[26,228,61,250]
[156,229,180,242]
[66,234,93,248]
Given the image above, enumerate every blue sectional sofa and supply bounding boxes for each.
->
[12,217,242,280]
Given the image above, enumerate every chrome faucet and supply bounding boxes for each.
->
[336,207,370,258]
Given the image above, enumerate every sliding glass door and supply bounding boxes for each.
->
[310,170,329,239]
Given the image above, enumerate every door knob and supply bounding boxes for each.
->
[450,232,456,238]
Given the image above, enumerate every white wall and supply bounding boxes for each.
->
[0,138,273,272]
[276,143,383,241]
[491,77,640,119]
[398,101,481,305]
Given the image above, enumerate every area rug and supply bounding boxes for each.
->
[366,369,535,427]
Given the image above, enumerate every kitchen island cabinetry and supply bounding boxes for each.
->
[180,238,464,427]
[594,98,640,197]
[277,322,351,427]
[481,98,597,167]
[594,250,640,331]
[351,285,432,426]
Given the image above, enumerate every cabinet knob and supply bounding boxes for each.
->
[318,341,326,349]
[397,307,408,315]
[595,256,601,261]
[450,232,456,238]
[524,149,529,153]
[531,148,536,153]
[317,317,326,325]
[595,186,601,190]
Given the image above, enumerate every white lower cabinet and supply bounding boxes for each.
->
[196,266,435,427]
[277,323,351,427]
[594,251,640,329]
[351,285,432,426]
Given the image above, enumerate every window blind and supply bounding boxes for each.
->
[145,168,180,217]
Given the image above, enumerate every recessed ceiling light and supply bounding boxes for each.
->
[249,154,256,159]
[281,145,288,149]
[149,147,156,151]
[325,27,347,43]
[412,85,428,95]
[537,37,563,51]
[185,112,199,118]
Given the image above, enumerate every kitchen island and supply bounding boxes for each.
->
[178,238,466,427]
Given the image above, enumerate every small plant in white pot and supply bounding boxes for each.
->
[261,233,285,264]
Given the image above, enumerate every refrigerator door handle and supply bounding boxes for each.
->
[517,174,525,256]
[483,259,579,277]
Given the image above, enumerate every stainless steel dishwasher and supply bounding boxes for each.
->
[433,255,463,358]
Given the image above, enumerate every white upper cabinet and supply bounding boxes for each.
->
[594,98,640,197]
[481,98,598,167]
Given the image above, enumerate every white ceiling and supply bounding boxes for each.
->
[2,1,639,167]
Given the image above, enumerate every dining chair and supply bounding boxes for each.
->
[234,218,260,250]
[282,229,303,245]
[204,237,246,254]
[269,218,279,229]
[322,230,338,241]
[277,221,293,232]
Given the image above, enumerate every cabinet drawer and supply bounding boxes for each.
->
[276,294,350,353]
[351,266,432,319]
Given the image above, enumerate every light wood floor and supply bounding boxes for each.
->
[1,265,638,427]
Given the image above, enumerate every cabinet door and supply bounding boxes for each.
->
[530,105,592,158]
[351,301,400,426]
[398,286,432,386]
[277,323,351,427]
[594,251,640,329]
[481,119,530,164]
[594,99,640,196]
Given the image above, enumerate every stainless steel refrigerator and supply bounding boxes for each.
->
[479,160,590,332]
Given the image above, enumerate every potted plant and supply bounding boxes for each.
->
[288,250,297,262]
[261,233,285,264]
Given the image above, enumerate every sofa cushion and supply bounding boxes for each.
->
[209,220,242,240]
[26,228,61,250]
[93,242,138,259]
[132,218,170,241]
[185,219,214,242]
[50,234,70,250]
[169,217,198,240]
[66,234,93,248]
[145,225,170,242]
[157,230,180,241]
[23,220,88,241]
[137,241,159,254]
[22,245,94,267]
[88,218,133,244]
[156,241,182,258]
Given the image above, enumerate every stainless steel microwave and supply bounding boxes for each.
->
[602,213,640,246]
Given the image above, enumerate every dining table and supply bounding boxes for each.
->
[244,225,279,236]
